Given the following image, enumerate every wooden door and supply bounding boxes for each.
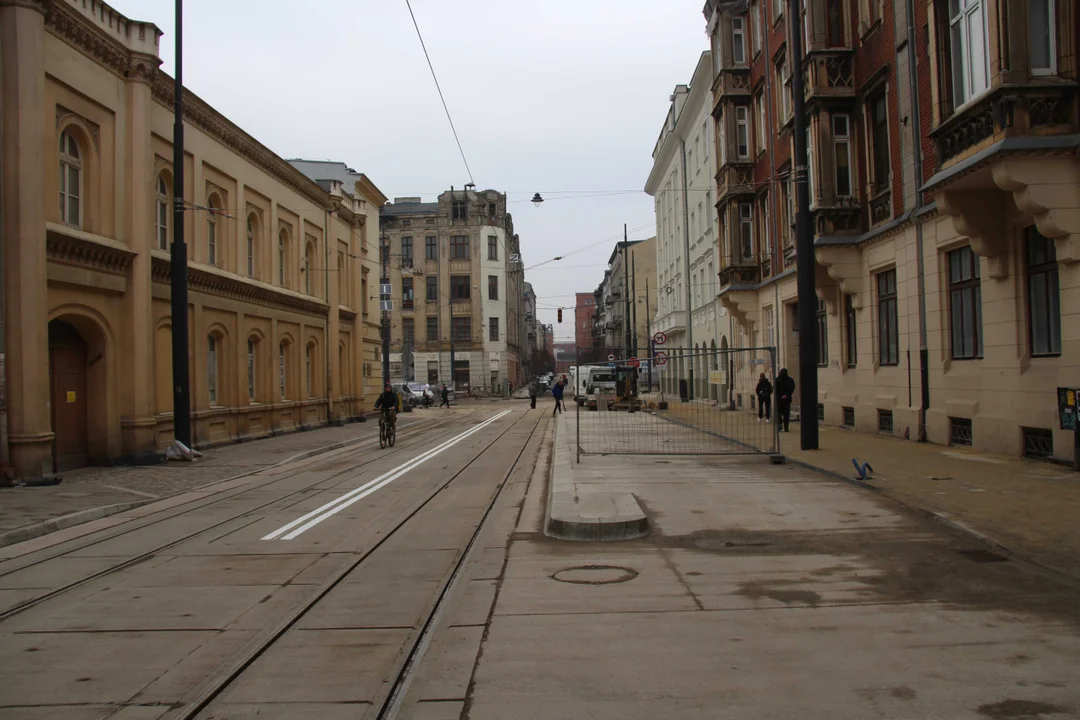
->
[50,331,88,472]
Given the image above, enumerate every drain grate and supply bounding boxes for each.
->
[958,549,1008,563]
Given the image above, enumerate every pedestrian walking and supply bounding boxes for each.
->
[551,376,565,416]
[440,384,450,408]
[775,368,795,432]
[755,372,773,422]
[529,379,538,409]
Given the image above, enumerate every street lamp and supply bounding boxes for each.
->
[531,193,544,207]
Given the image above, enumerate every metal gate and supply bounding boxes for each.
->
[573,347,779,460]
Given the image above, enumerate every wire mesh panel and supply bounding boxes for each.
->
[574,347,779,459]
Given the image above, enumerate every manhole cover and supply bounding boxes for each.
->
[552,565,638,585]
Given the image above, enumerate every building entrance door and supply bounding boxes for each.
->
[49,320,89,472]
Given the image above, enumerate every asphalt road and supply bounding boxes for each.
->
[0,403,544,720]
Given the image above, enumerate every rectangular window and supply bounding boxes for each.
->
[949,0,989,107]
[426,275,438,302]
[451,317,471,342]
[756,92,767,151]
[426,235,438,260]
[208,218,217,266]
[806,125,816,206]
[739,203,753,260]
[869,90,890,194]
[247,339,256,402]
[775,57,791,125]
[401,236,413,266]
[488,235,498,260]
[827,0,845,45]
[450,235,469,259]
[1026,226,1061,356]
[732,17,746,64]
[752,0,763,53]
[450,275,471,300]
[1030,0,1055,74]
[948,246,983,359]
[488,274,499,300]
[452,199,467,220]
[279,345,286,400]
[403,318,414,344]
[426,315,439,342]
[815,297,828,367]
[156,197,168,250]
[845,293,857,367]
[489,317,500,342]
[736,106,750,159]
[764,305,775,347]
[306,345,313,397]
[380,241,389,266]
[718,115,727,164]
[207,336,218,405]
[762,193,772,258]
[877,269,899,365]
[773,0,784,22]
[833,114,853,198]
[402,277,414,310]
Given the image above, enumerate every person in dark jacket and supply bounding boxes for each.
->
[529,379,538,409]
[775,368,795,432]
[440,384,450,408]
[755,372,773,422]
[551,377,565,416]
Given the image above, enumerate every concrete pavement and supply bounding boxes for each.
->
[466,436,1080,719]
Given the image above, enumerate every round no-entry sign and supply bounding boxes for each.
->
[607,354,615,362]
[628,357,640,368]
[654,351,668,366]
[652,331,668,345]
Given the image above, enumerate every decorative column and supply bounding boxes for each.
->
[121,52,161,459]
[1,0,53,479]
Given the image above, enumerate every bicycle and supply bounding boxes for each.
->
[378,411,396,449]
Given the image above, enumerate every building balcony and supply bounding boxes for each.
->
[711,67,752,114]
[654,310,686,335]
[715,162,755,203]
[931,82,1077,168]
[803,52,855,105]
[450,299,472,315]
[718,262,761,287]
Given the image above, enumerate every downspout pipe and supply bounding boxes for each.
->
[907,0,930,442]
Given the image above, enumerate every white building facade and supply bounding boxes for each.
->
[645,52,728,400]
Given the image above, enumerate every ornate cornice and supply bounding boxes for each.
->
[46,227,136,275]
[44,2,129,79]
[150,76,332,212]
[151,256,330,318]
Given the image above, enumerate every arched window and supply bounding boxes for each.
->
[279,341,288,401]
[207,195,220,266]
[305,342,314,397]
[59,130,82,228]
[278,229,288,287]
[156,174,170,250]
[304,242,316,295]
[246,214,257,278]
[247,338,257,402]
[207,334,220,405]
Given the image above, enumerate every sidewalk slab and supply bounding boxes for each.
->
[545,414,648,541]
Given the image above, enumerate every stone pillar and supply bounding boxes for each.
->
[1,1,53,479]
[121,54,161,459]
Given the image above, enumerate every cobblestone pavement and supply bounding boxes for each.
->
[0,411,448,537]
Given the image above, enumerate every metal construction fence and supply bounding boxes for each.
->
[573,347,780,459]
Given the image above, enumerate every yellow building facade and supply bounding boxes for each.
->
[0,0,384,480]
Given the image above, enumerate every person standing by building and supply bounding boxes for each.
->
[775,368,795,432]
[440,384,450,408]
[551,376,565,416]
[529,378,539,409]
[756,372,773,423]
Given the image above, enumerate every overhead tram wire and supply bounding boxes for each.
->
[404,0,474,185]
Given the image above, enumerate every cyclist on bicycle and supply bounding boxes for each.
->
[374,382,401,429]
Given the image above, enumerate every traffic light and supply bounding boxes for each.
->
[557,308,563,323]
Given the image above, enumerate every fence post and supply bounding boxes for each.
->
[770,345,779,454]
[575,360,581,464]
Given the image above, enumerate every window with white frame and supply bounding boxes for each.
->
[736,106,750,159]
[806,125,816,206]
[59,131,82,228]
[156,175,170,250]
[764,305,775,348]
[761,193,772,258]
[833,114,853,198]
[306,344,314,397]
[246,215,256,278]
[718,115,727,164]
[278,230,287,287]
[786,179,796,244]
[207,335,219,405]
[756,92,767,151]
[868,89,890,194]
[702,121,710,160]
[279,343,287,400]
[1030,0,1056,75]
[732,17,746,64]
[948,0,989,107]
[775,56,791,126]
[752,0,763,53]
[772,0,783,23]
[207,197,219,266]
[247,339,257,401]
[739,203,754,260]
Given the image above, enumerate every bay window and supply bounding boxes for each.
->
[948,0,989,107]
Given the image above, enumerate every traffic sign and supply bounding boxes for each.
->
[628,357,640,368]
[607,362,616,368]
[607,354,615,362]
[652,331,668,346]
[654,351,668,366]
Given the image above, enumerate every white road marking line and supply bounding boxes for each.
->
[261,409,512,541]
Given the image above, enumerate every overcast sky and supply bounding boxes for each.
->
[110,0,709,341]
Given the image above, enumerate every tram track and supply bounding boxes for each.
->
[156,408,544,720]
[0,407,491,622]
